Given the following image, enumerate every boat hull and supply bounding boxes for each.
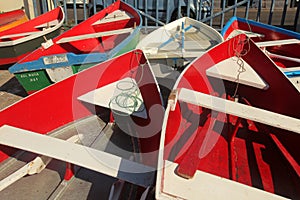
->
[0,7,65,66]
[0,29,61,66]
[13,30,140,94]
[0,9,28,32]
[0,49,163,198]
[156,34,300,199]
[9,2,142,95]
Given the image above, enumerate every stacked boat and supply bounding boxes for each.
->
[0,1,299,199]
[222,16,300,91]
[0,7,65,66]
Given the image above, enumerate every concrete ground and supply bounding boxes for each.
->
[0,69,26,110]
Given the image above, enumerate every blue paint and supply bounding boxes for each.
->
[221,16,300,39]
[284,70,300,77]
[9,53,107,73]
[158,24,193,49]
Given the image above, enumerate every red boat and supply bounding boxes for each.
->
[156,34,300,199]
[222,17,300,90]
[9,1,141,94]
[0,9,28,32]
[0,49,163,199]
[0,7,64,66]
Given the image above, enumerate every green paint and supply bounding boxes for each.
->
[14,31,140,94]
[15,70,52,93]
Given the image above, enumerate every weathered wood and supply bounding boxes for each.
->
[178,88,300,134]
[0,125,155,187]
[0,31,40,39]
[256,38,300,47]
[160,160,288,200]
[56,27,134,44]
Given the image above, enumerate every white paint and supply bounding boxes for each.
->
[178,88,300,134]
[256,39,300,47]
[56,27,134,44]
[45,66,74,82]
[78,77,147,119]
[0,7,65,47]
[206,57,269,89]
[92,10,132,25]
[137,17,223,59]
[0,125,155,187]
[158,160,289,200]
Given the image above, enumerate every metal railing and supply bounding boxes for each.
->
[25,0,300,31]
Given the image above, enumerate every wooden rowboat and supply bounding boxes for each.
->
[9,1,141,95]
[0,7,64,66]
[0,9,28,32]
[156,34,300,199]
[221,16,300,91]
[137,17,223,70]
[0,49,163,199]
[137,17,223,105]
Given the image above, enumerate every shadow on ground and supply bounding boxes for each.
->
[0,77,27,97]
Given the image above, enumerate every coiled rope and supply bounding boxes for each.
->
[109,51,146,116]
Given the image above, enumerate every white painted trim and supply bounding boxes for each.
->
[178,88,300,134]
[0,125,155,187]
[0,31,41,39]
[159,160,289,200]
[56,27,134,44]
[256,39,300,47]
[155,104,172,200]
[0,6,65,47]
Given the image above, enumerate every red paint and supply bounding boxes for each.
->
[223,18,300,68]
[0,49,163,168]
[18,1,141,63]
[64,163,75,181]
[164,35,300,199]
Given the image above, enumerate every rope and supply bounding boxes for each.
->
[109,51,145,116]
[229,33,251,98]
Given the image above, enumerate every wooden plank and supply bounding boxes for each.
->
[34,19,59,29]
[92,10,131,26]
[0,31,40,39]
[160,160,288,200]
[256,39,300,47]
[78,77,147,119]
[206,57,268,89]
[56,27,133,44]
[228,29,264,38]
[178,88,300,134]
[0,125,155,187]
[145,50,205,59]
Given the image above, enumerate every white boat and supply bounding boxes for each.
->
[137,17,223,69]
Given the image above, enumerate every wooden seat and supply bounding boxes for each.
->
[177,88,300,134]
[256,39,300,47]
[206,57,269,90]
[92,10,132,26]
[0,31,40,39]
[34,19,59,29]
[78,77,147,119]
[0,125,155,187]
[56,27,134,44]
[159,160,288,199]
